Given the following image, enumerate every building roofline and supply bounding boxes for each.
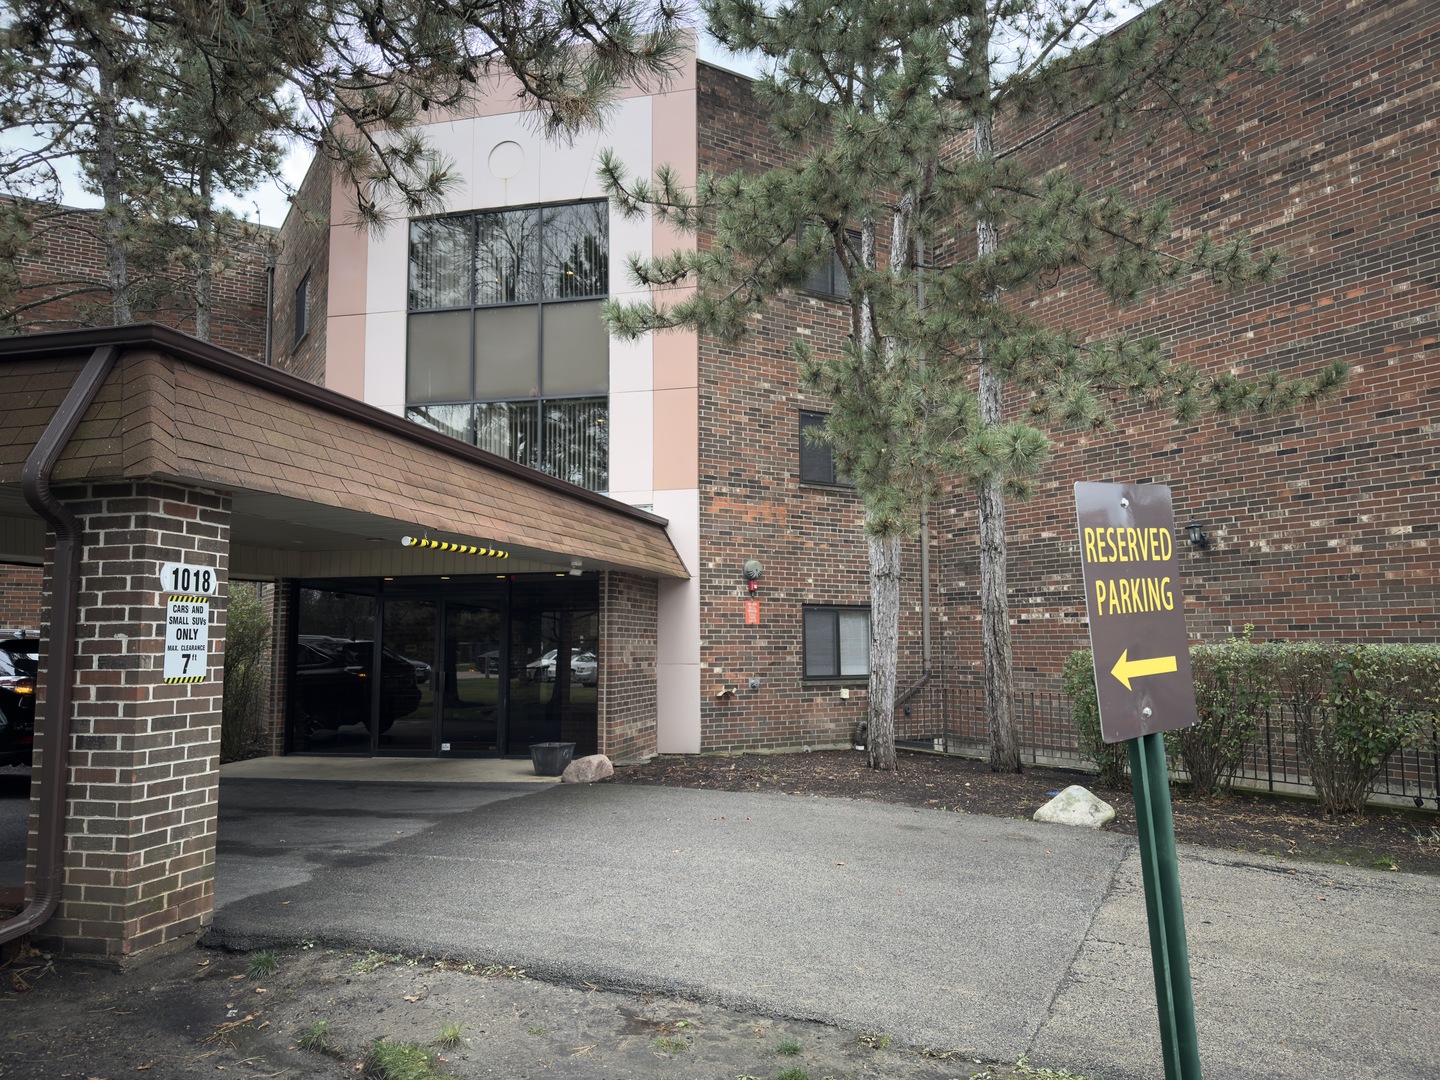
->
[0,324,671,531]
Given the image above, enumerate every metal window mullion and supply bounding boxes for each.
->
[534,208,547,469]
[467,213,478,440]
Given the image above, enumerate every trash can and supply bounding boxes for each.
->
[529,741,575,777]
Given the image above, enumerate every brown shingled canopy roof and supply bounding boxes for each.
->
[0,326,688,581]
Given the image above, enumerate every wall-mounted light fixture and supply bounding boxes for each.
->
[743,559,764,594]
[1185,520,1211,551]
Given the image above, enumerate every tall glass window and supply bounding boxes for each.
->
[406,201,609,491]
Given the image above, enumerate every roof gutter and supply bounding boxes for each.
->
[0,344,119,945]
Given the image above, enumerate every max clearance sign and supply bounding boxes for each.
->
[1074,482,1198,743]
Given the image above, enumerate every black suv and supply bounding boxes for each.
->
[293,636,422,736]
[0,632,39,767]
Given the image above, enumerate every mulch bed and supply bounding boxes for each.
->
[608,748,1440,875]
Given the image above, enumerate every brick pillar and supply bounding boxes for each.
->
[598,572,659,764]
[35,481,230,962]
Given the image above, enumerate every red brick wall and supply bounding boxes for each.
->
[273,156,331,384]
[940,0,1440,692]
[6,202,272,360]
[0,563,42,632]
[599,571,658,763]
[694,65,933,753]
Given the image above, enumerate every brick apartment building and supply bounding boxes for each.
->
[0,0,1434,959]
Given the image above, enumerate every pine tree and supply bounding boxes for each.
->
[602,0,1346,771]
[1,0,686,328]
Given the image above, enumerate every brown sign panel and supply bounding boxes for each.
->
[1075,482,1198,743]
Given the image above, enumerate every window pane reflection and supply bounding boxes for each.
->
[406,404,472,442]
[409,218,472,310]
[476,209,539,305]
[543,202,608,299]
[543,398,608,490]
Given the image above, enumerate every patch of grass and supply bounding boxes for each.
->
[479,962,528,978]
[970,1053,1102,1079]
[364,1038,441,1080]
[526,1024,546,1036]
[652,1035,689,1053]
[776,1035,803,1055]
[856,1031,890,1050]
[297,1020,336,1057]
[777,1068,811,1080]
[246,950,277,979]
[435,1021,465,1049]
[351,950,404,974]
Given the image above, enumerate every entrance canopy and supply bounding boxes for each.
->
[0,325,688,580]
[0,324,681,962]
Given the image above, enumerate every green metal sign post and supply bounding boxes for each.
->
[1075,482,1203,1080]
[1129,731,1202,1080]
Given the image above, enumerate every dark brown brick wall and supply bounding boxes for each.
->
[273,156,331,384]
[939,0,1440,693]
[6,202,272,361]
[0,563,42,631]
[599,571,658,763]
[33,480,229,959]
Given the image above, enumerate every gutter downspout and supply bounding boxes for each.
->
[898,229,933,714]
[0,344,120,945]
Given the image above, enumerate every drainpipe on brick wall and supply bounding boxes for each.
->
[0,344,119,945]
[262,255,275,366]
[896,229,933,713]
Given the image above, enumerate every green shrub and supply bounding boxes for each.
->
[1060,638,1439,815]
[1287,644,1430,817]
[1061,650,1128,788]
[1173,632,1273,798]
[221,582,271,763]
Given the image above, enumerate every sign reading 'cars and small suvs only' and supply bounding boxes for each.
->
[160,563,216,683]
[1074,482,1199,743]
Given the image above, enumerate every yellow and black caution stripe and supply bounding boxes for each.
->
[164,675,206,684]
[168,595,209,605]
[402,536,509,559]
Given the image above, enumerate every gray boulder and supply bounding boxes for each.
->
[1033,785,1115,828]
[561,754,614,784]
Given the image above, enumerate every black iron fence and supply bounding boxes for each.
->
[895,677,1440,811]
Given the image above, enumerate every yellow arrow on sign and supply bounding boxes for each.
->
[1111,649,1178,691]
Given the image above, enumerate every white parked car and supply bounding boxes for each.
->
[526,648,597,685]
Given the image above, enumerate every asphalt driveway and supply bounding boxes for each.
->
[211,777,1439,1080]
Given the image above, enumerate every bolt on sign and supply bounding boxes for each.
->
[1074,482,1198,743]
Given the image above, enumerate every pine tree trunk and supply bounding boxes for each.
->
[866,530,901,771]
[975,111,1022,773]
[96,67,132,325]
[193,169,214,341]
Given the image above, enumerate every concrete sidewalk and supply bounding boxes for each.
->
[210,777,1438,1080]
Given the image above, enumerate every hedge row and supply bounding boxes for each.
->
[1062,640,1440,816]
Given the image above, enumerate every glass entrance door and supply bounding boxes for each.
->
[439,602,504,755]
[380,599,438,754]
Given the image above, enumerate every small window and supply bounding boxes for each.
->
[294,271,310,346]
[799,411,848,486]
[803,606,870,679]
[800,229,853,299]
